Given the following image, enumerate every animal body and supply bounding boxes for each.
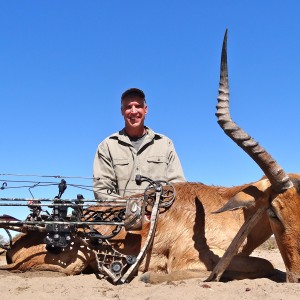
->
[1,180,277,282]
[2,30,300,283]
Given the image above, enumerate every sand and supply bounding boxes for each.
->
[1,248,300,300]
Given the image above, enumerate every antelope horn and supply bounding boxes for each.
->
[216,29,293,193]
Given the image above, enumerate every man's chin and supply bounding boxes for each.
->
[129,122,141,127]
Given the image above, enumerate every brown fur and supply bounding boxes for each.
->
[1,179,278,283]
[267,173,300,282]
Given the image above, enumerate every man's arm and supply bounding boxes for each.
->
[166,139,186,183]
[93,141,120,200]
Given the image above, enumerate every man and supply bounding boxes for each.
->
[93,88,186,200]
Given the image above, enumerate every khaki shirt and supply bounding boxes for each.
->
[93,127,186,200]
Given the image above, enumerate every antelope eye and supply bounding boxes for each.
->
[267,207,285,229]
[267,208,280,220]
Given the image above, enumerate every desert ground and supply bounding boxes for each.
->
[1,238,300,300]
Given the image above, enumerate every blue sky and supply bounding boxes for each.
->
[1,1,300,219]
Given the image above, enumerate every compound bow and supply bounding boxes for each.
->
[0,174,175,284]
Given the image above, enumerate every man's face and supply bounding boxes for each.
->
[121,96,148,129]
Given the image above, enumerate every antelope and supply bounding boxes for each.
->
[1,30,300,284]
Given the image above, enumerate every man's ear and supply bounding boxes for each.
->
[144,104,148,114]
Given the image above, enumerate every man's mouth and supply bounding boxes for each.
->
[129,117,139,123]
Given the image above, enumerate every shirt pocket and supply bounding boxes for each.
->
[113,158,130,180]
[146,156,168,179]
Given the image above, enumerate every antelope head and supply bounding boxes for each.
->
[216,29,300,283]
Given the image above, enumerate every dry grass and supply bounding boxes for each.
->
[258,236,278,250]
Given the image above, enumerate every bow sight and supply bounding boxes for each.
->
[0,175,175,284]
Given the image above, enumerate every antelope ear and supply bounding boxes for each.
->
[213,179,270,214]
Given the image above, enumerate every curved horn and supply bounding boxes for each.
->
[216,29,293,193]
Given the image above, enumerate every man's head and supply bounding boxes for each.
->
[121,88,148,137]
[121,88,146,103]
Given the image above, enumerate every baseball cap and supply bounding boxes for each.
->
[121,88,146,101]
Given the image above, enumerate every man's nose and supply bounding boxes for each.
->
[130,106,137,113]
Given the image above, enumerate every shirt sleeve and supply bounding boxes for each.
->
[93,140,120,200]
[166,139,186,183]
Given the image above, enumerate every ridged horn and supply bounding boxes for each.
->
[216,29,293,193]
